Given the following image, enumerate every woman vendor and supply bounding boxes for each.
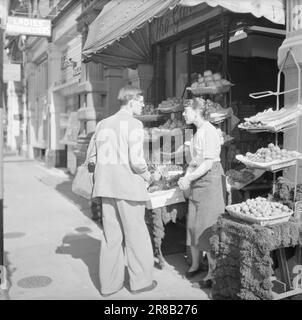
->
[177,97,226,288]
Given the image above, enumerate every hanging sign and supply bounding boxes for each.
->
[6,16,51,37]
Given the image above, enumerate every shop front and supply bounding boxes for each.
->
[25,41,49,162]
[81,0,302,299]
[45,0,83,168]
[50,37,82,170]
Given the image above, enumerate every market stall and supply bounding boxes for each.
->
[81,0,289,271]
[209,48,302,300]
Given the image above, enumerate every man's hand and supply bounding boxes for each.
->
[178,176,191,191]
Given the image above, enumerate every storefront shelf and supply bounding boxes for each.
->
[236,155,300,173]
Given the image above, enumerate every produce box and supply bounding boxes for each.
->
[146,187,185,210]
[236,143,302,172]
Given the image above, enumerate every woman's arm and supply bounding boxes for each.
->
[185,159,214,183]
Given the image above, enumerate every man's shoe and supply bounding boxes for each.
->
[130,281,157,294]
[185,265,207,279]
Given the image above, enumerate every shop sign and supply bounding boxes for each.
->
[150,4,222,43]
[6,16,51,37]
[3,64,21,82]
[61,54,81,76]
[61,54,71,70]
[73,64,81,77]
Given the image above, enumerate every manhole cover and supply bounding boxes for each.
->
[17,276,52,289]
[4,232,26,239]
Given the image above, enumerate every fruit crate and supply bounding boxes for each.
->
[146,187,185,210]
[226,205,293,226]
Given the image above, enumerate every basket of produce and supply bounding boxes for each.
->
[209,112,231,124]
[236,143,302,172]
[226,197,294,226]
[187,71,234,96]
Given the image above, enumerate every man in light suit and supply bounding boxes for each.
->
[87,85,156,296]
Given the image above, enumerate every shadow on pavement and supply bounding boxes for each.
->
[55,178,97,222]
[55,231,102,294]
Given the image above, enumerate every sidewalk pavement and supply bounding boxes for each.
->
[3,155,210,300]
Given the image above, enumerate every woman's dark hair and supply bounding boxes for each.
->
[184,98,211,121]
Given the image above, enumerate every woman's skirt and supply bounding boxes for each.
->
[187,162,226,252]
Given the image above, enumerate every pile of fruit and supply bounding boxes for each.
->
[190,70,233,91]
[158,98,184,113]
[239,105,302,132]
[228,197,293,218]
[243,143,300,164]
[147,164,184,193]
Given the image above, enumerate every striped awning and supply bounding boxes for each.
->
[82,0,285,67]
[82,0,180,67]
[180,0,285,25]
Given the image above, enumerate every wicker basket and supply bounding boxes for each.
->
[226,205,293,226]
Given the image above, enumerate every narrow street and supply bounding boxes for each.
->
[3,154,209,300]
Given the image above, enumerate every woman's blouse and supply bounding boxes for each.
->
[187,121,221,164]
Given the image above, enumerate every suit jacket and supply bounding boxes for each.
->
[87,109,150,202]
